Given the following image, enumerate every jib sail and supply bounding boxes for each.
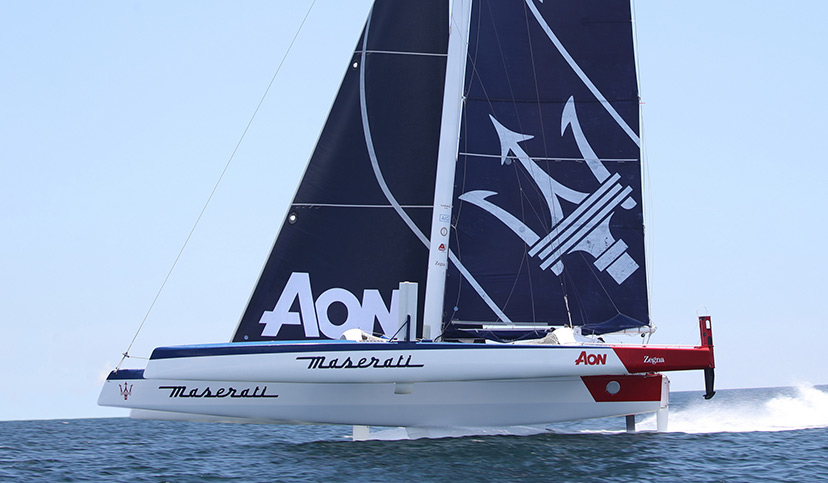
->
[232,1,449,342]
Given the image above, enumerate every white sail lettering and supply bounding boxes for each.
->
[315,287,363,338]
[362,289,399,336]
[258,272,400,339]
[260,272,319,337]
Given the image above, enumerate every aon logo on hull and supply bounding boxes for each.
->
[258,272,399,339]
[575,351,607,366]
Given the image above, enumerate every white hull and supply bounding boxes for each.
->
[101,374,666,427]
[143,342,633,383]
[100,341,679,428]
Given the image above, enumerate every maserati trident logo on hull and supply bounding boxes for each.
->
[118,382,133,401]
[459,98,639,284]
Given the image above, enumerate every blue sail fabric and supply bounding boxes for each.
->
[232,1,448,342]
[444,0,649,335]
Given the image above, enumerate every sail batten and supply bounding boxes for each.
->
[355,50,448,57]
[459,152,639,163]
[290,203,434,209]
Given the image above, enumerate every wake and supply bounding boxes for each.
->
[359,425,550,441]
[357,385,828,440]
[638,384,828,433]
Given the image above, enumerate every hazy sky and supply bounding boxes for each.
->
[2,0,827,421]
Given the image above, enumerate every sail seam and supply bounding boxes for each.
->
[358,12,429,248]
[355,49,447,57]
[291,203,432,208]
[359,5,512,326]
[460,152,638,163]
[525,0,640,147]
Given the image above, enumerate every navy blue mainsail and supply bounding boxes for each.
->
[233,0,649,342]
[232,1,448,342]
[444,0,649,336]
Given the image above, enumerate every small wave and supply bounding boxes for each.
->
[355,385,828,439]
[359,425,550,441]
[639,384,828,433]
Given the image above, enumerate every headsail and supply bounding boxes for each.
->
[444,0,649,336]
[233,1,449,342]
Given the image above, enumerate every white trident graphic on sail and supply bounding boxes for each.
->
[459,97,640,284]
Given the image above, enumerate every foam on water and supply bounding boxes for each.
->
[2,389,828,482]
[360,384,828,440]
[638,384,828,434]
[361,425,550,441]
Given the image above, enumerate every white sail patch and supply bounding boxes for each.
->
[259,272,400,339]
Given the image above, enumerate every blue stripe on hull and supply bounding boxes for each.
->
[106,369,145,380]
[149,340,594,360]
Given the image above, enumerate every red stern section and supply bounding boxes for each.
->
[582,374,662,402]
[611,316,716,374]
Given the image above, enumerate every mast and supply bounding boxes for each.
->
[422,0,473,340]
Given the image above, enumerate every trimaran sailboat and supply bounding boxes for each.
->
[100,0,716,437]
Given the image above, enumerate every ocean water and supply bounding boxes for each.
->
[2,385,827,482]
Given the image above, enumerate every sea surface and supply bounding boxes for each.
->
[2,385,827,482]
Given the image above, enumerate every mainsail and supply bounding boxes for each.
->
[233,0,648,342]
[232,1,448,342]
[443,0,649,336]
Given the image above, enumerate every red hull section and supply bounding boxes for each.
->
[582,374,663,402]
[598,316,716,400]
[611,316,715,374]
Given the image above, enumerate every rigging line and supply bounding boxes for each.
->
[486,0,522,136]
[509,164,549,322]
[577,250,622,315]
[450,105,470,317]
[116,0,319,369]
[631,0,644,107]
[468,6,565,240]
[460,9,561,324]
[522,2,570,322]
[454,5,483,233]
[523,197,538,325]
[563,267,587,327]
[525,0,640,147]
[563,292,574,328]
[631,0,655,327]
[359,4,512,326]
[464,2,525,154]
[499,166,528,316]
[640,115,654,325]
[521,0,549,161]
[358,9,427,248]
[449,38,474,320]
